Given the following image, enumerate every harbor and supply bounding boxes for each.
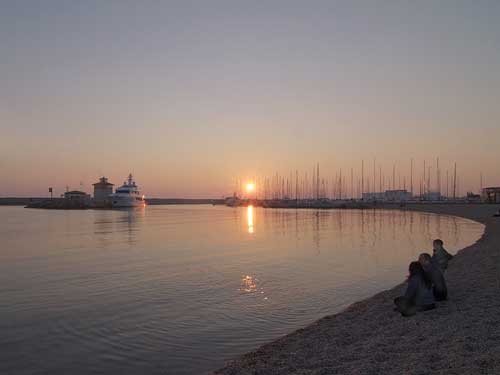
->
[14,159,500,211]
[23,175,147,209]
[219,160,499,209]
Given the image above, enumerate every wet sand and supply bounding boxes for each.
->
[213,204,500,375]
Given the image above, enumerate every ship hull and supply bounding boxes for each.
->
[110,195,145,208]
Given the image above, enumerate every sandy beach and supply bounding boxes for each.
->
[214,204,500,375]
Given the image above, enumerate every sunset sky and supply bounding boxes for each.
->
[1,1,499,197]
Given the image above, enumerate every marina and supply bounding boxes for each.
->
[18,158,499,211]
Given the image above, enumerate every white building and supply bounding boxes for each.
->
[64,190,91,203]
[93,177,114,207]
[385,190,412,201]
[362,190,412,202]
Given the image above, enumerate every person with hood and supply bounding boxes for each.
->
[394,261,436,317]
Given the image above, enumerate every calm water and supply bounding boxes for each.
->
[0,205,483,375]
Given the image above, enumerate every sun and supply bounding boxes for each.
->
[246,183,255,192]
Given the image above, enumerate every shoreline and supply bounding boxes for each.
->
[213,203,500,375]
[0,197,225,207]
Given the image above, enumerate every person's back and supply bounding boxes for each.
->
[394,261,435,316]
[431,239,453,271]
[405,273,435,308]
[419,252,447,301]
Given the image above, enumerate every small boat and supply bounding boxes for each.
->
[225,195,242,207]
[110,174,146,208]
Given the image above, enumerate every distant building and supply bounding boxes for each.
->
[93,177,114,207]
[424,191,443,201]
[385,189,412,201]
[466,192,481,202]
[362,190,412,202]
[362,192,386,201]
[481,187,500,203]
[64,190,91,202]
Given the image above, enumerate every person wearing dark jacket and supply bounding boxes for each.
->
[419,252,447,301]
[431,239,453,271]
[394,262,436,317]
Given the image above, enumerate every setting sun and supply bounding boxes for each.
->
[246,183,255,192]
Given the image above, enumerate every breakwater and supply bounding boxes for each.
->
[12,197,225,209]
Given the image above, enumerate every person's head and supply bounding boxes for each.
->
[408,261,432,288]
[418,253,432,266]
[433,239,444,251]
[408,261,424,277]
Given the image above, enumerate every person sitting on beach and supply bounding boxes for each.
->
[394,261,435,317]
[419,253,447,301]
[431,239,453,272]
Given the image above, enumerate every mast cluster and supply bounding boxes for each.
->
[232,157,481,201]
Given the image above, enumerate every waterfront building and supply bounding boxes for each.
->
[362,190,412,202]
[64,190,91,203]
[93,177,114,207]
[481,187,500,203]
[385,190,412,201]
[425,191,442,201]
[362,192,386,201]
[466,192,481,202]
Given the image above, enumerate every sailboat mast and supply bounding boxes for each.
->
[392,164,396,190]
[437,157,440,197]
[316,163,320,200]
[295,170,298,201]
[373,157,376,193]
[339,169,342,200]
[453,163,457,200]
[423,160,426,197]
[361,160,364,198]
[379,165,382,193]
[410,158,413,196]
[349,168,353,199]
[446,170,449,199]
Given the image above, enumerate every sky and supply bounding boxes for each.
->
[1,0,500,197]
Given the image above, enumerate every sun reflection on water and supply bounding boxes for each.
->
[241,275,257,292]
[247,205,254,233]
[239,275,268,299]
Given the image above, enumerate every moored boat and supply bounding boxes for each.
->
[110,174,146,208]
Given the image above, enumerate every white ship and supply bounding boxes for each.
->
[110,174,146,208]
